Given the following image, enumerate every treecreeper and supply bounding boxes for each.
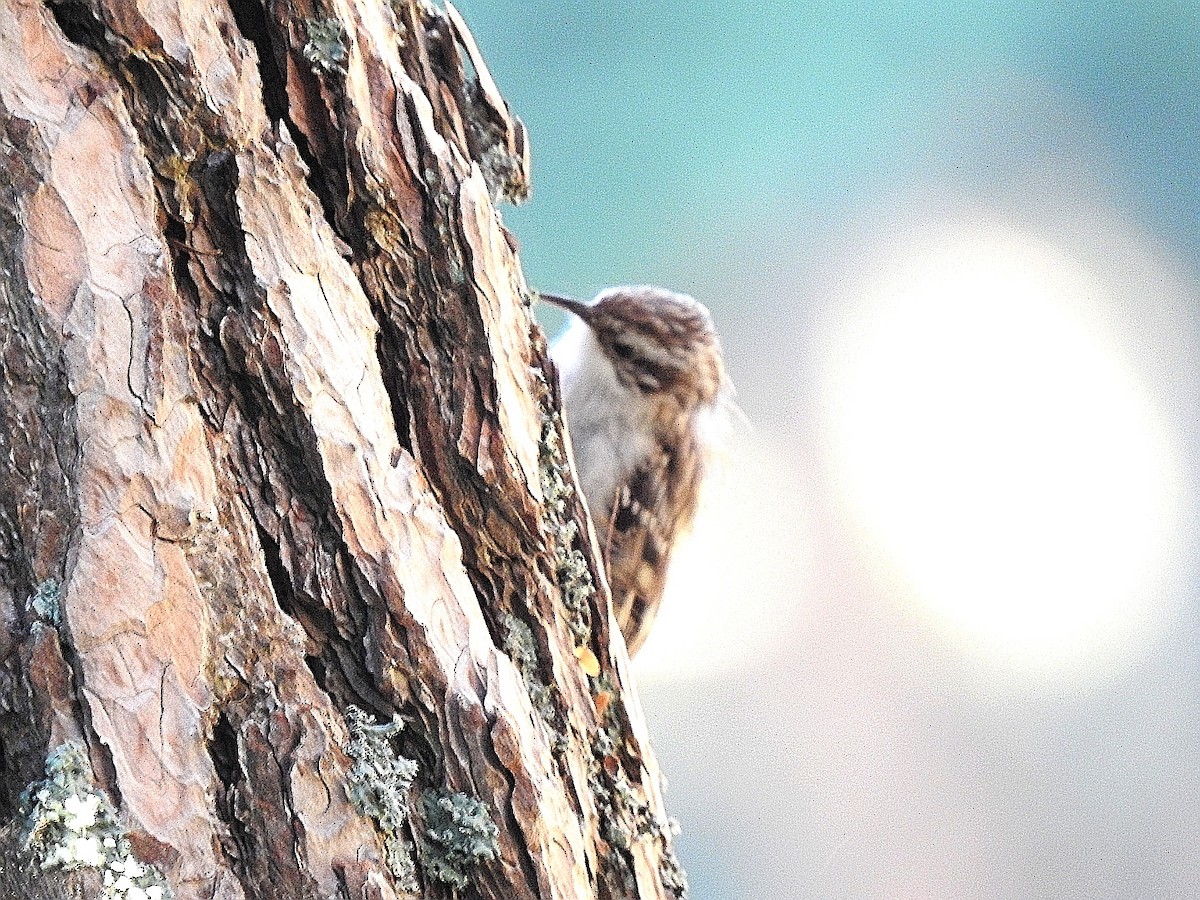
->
[543,286,731,656]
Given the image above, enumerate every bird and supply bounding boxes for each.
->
[542,286,730,657]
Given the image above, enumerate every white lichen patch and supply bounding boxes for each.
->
[344,706,420,892]
[20,742,172,900]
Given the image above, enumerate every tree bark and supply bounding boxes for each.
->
[0,2,685,898]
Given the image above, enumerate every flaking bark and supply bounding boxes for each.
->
[0,2,684,898]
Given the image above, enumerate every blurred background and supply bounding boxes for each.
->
[457,2,1200,896]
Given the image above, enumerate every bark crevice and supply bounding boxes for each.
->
[1,2,686,896]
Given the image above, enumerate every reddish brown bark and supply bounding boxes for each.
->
[0,2,684,898]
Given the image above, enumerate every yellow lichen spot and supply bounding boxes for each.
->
[575,646,600,677]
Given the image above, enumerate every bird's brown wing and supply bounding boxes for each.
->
[604,438,702,657]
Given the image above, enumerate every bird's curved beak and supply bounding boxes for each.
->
[539,292,592,320]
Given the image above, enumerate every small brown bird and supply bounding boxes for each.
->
[543,286,730,656]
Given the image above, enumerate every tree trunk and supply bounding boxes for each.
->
[0,2,685,898]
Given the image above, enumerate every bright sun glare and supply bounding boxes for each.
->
[831,228,1179,672]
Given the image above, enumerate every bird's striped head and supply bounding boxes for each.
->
[542,286,726,406]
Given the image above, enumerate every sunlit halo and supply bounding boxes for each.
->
[830,228,1179,671]
[633,437,812,680]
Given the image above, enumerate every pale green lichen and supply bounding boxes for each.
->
[500,613,558,738]
[303,18,348,74]
[589,731,689,898]
[344,706,420,892]
[418,165,467,286]
[500,613,536,674]
[462,80,529,204]
[538,414,596,645]
[537,395,688,895]
[29,579,61,626]
[20,742,172,900]
[419,789,498,889]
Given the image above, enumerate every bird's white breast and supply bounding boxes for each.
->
[551,319,658,517]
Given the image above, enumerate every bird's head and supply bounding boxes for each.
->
[542,286,726,406]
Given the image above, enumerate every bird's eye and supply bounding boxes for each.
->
[611,339,635,359]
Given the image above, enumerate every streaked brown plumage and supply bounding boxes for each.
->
[543,286,729,656]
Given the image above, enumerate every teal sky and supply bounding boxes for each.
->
[458,0,1200,303]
